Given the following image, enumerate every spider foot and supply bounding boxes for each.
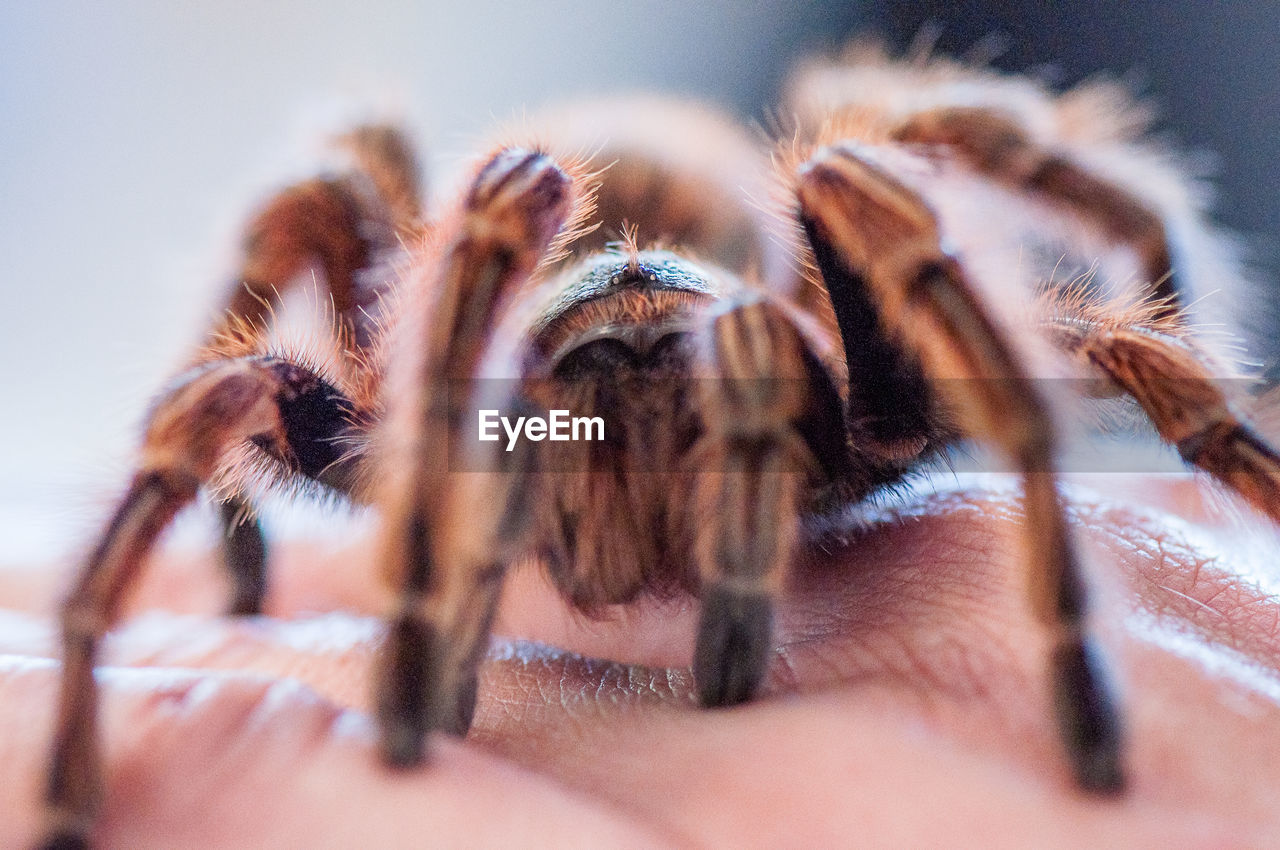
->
[466,148,572,251]
[440,671,479,738]
[694,586,774,707]
[1052,635,1125,793]
[219,497,267,616]
[375,612,441,768]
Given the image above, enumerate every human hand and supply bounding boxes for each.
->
[2,473,1278,847]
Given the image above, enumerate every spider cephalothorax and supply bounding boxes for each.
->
[40,46,1280,849]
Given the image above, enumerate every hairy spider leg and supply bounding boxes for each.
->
[374,148,577,765]
[893,107,1183,320]
[42,357,362,850]
[206,125,422,614]
[689,298,824,705]
[1049,314,1280,520]
[796,144,1124,792]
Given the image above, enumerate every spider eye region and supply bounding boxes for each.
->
[528,250,728,375]
[543,250,725,318]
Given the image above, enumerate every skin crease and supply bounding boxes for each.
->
[1,473,1279,847]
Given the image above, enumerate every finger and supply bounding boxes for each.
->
[7,476,1280,844]
[0,523,698,675]
[1,625,1263,850]
[0,655,669,849]
[8,475,1280,748]
[0,609,376,716]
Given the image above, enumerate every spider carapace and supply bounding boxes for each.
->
[40,46,1280,848]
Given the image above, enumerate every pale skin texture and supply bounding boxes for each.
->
[2,472,1279,847]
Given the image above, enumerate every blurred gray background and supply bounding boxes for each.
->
[2,1,1279,560]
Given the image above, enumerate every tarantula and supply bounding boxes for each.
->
[40,47,1280,848]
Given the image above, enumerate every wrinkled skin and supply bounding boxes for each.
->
[3,473,1279,847]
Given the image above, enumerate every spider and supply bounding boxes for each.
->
[39,45,1280,848]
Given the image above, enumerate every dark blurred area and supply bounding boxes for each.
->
[867,1,1280,375]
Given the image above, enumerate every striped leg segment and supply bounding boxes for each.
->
[1052,316,1280,520]
[692,299,816,706]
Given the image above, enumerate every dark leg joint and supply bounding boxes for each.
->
[403,508,434,595]
[1176,421,1242,466]
[262,359,360,492]
[694,586,774,708]
[798,216,934,450]
[1051,636,1124,794]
